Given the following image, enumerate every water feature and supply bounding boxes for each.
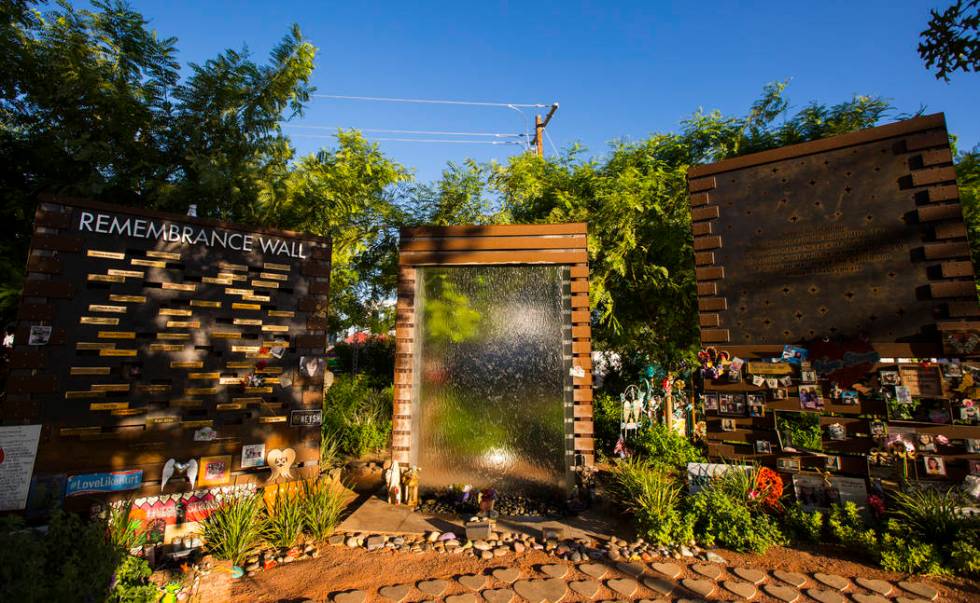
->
[413,265,570,498]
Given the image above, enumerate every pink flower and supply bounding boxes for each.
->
[964,399,975,408]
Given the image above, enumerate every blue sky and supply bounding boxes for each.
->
[130,0,978,183]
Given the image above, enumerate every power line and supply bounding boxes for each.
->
[288,133,524,145]
[282,124,525,138]
[309,93,547,109]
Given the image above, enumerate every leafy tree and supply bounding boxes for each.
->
[273,131,410,331]
[495,84,892,369]
[957,148,980,267]
[919,0,979,81]
[400,159,501,226]
[0,0,317,321]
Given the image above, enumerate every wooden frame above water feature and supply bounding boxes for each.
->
[393,223,594,492]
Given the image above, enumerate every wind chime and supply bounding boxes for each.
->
[619,366,663,439]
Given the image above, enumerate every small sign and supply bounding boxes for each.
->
[290,409,322,427]
[898,365,944,398]
[66,469,143,496]
[0,425,43,510]
[746,361,792,375]
[28,325,52,346]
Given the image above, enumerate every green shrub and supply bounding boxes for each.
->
[323,374,393,458]
[782,502,823,543]
[263,490,305,549]
[0,510,156,603]
[201,494,265,565]
[332,337,395,385]
[592,392,623,458]
[302,478,351,540]
[631,423,705,469]
[950,538,980,578]
[608,459,692,546]
[686,482,785,553]
[107,555,158,603]
[827,502,879,553]
[878,521,946,575]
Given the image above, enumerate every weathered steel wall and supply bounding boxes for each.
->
[689,114,980,485]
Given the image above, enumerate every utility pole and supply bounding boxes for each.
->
[534,102,559,157]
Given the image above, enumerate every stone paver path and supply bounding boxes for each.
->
[722,579,758,600]
[692,563,724,580]
[814,573,850,591]
[481,588,515,603]
[773,570,808,588]
[297,532,958,603]
[569,579,600,598]
[733,567,768,585]
[607,577,639,597]
[332,590,366,603]
[855,577,894,596]
[764,583,802,602]
[457,574,486,591]
[898,581,939,601]
[682,577,716,598]
[377,584,409,602]
[807,587,846,603]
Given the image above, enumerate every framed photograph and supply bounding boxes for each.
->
[779,375,793,387]
[923,455,946,477]
[799,384,824,410]
[825,455,842,471]
[826,423,847,441]
[967,439,980,454]
[879,370,901,386]
[782,345,808,365]
[970,460,980,475]
[917,434,938,452]
[703,392,719,411]
[28,325,52,346]
[895,386,913,405]
[771,387,788,400]
[198,455,232,486]
[299,356,325,379]
[870,419,887,439]
[719,393,745,416]
[840,390,860,405]
[801,369,818,384]
[748,401,766,418]
[755,440,772,454]
[752,375,766,387]
[721,418,737,432]
[942,361,963,378]
[960,403,979,423]
[269,345,286,359]
[766,377,779,389]
[240,444,266,469]
[777,457,801,473]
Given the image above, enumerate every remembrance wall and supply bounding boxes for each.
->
[688,114,980,492]
[2,198,330,535]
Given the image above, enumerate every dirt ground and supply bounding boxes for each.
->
[224,541,980,603]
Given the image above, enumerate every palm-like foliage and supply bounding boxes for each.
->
[890,486,978,542]
[301,478,352,540]
[200,494,265,566]
[263,489,305,549]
